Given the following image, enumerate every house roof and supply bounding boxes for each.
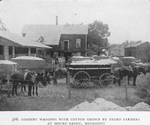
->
[109,44,124,50]
[21,24,88,45]
[125,42,149,48]
[0,30,51,48]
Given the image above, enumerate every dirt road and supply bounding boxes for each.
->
[0,74,150,111]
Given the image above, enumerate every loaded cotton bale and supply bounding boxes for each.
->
[44,57,55,72]
[111,57,120,62]
[11,56,46,73]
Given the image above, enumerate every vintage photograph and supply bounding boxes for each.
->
[0,0,150,114]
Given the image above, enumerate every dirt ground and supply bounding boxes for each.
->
[0,73,150,111]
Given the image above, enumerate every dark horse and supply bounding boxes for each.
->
[36,72,51,86]
[10,70,38,96]
[113,65,146,86]
[51,68,68,85]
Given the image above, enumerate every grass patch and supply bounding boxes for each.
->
[135,74,150,104]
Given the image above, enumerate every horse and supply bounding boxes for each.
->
[10,70,38,96]
[51,68,68,85]
[113,65,146,86]
[137,66,146,75]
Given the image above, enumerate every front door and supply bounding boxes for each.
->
[64,52,71,62]
[64,41,69,50]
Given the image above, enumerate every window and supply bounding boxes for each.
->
[15,47,19,54]
[129,51,131,56]
[31,48,36,53]
[15,47,28,54]
[76,39,81,48]
[21,48,28,54]
[64,40,69,50]
[0,45,4,55]
[9,46,13,55]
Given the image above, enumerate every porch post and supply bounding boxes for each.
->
[4,46,9,60]
[28,48,31,56]
[12,46,15,58]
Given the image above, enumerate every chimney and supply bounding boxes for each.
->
[56,16,58,25]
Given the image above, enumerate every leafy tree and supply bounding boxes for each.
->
[0,18,8,31]
[87,20,110,54]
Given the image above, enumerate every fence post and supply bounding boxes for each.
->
[125,77,128,101]
[67,64,71,99]
[7,74,11,97]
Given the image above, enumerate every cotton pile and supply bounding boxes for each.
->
[69,98,150,111]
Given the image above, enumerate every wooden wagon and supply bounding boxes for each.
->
[0,60,17,96]
[11,56,46,73]
[68,58,117,87]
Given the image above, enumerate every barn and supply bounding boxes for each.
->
[124,42,150,62]
[0,30,50,60]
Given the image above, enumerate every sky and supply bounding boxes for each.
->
[0,0,150,44]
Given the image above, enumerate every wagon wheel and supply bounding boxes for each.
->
[99,73,113,87]
[73,71,90,88]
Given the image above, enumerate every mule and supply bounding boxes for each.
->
[113,65,146,86]
[10,70,38,96]
[43,71,53,85]
[138,66,146,75]
[36,72,48,86]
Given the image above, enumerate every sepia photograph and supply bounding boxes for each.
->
[0,0,150,124]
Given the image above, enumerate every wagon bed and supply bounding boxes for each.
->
[68,59,117,87]
[69,63,111,77]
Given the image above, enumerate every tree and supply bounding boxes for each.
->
[0,18,8,31]
[87,20,110,54]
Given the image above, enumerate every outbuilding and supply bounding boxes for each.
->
[124,42,150,62]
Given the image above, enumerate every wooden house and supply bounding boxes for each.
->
[0,30,50,60]
[109,44,125,57]
[21,24,88,60]
[124,42,150,61]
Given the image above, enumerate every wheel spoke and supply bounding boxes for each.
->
[99,73,113,87]
[73,71,90,88]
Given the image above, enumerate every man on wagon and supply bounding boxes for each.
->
[53,53,59,65]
